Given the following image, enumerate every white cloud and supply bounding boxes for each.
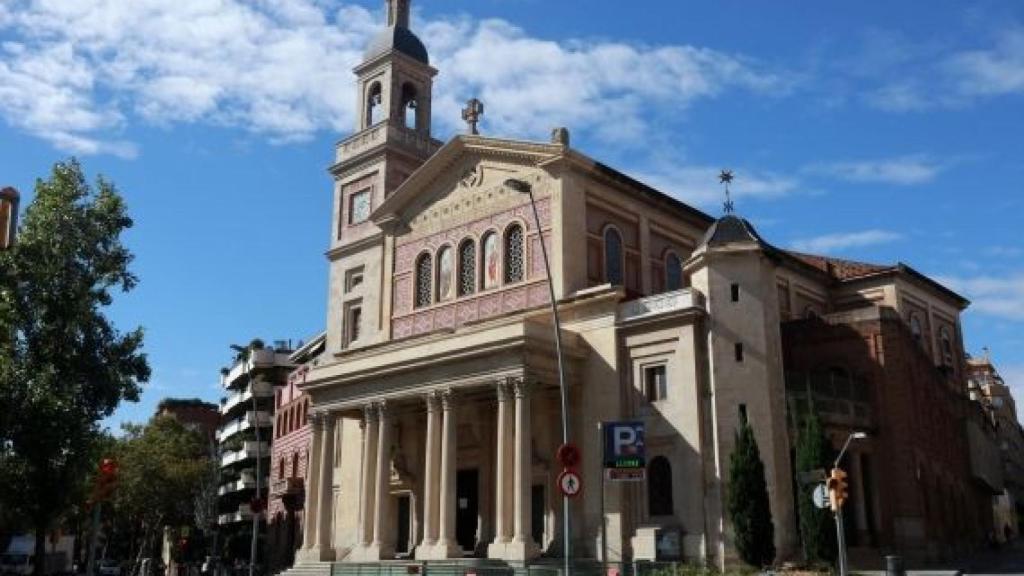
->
[790,229,903,254]
[806,155,943,185]
[0,1,790,157]
[634,162,800,208]
[945,26,1024,97]
[937,273,1024,321]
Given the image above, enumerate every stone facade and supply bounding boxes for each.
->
[290,1,994,571]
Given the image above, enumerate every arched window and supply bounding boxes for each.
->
[437,246,454,302]
[910,314,923,344]
[482,231,499,289]
[401,83,418,130]
[366,82,383,127]
[604,227,623,285]
[415,253,432,308]
[291,453,299,478]
[504,224,524,284]
[648,456,674,516]
[665,252,683,291]
[458,239,476,296]
[939,327,954,366]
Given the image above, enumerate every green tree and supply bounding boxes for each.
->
[0,159,150,576]
[727,418,776,568]
[113,416,213,575]
[795,410,837,564]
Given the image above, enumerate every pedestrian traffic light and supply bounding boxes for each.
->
[827,467,848,512]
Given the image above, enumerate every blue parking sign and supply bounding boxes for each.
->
[603,421,646,470]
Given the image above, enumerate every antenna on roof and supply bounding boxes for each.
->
[718,169,735,214]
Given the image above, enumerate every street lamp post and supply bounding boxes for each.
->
[833,431,866,576]
[504,178,572,574]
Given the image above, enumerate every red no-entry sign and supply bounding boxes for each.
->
[556,443,581,468]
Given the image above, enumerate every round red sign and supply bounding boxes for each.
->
[558,469,583,498]
[556,443,581,468]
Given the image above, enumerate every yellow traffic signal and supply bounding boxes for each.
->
[827,467,849,511]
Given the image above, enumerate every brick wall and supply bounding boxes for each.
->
[783,308,992,559]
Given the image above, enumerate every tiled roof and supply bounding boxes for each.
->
[784,251,894,280]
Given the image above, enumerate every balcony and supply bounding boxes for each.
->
[217,410,272,442]
[334,119,441,165]
[220,381,274,415]
[217,472,257,496]
[222,348,292,390]
[617,288,705,325]
[217,504,253,525]
[220,441,270,468]
[271,477,304,496]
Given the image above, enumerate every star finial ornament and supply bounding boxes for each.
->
[719,169,735,214]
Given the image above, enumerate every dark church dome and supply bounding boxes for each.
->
[699,215,765,247]
[364,26,430,65]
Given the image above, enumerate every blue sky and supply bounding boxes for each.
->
[1,0,1023,430]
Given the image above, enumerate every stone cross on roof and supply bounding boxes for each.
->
[462,98,484,135]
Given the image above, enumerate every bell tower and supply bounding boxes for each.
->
[325,0,441,357]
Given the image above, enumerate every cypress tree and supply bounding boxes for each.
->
[727,419,776,568]
[795,410,837,564]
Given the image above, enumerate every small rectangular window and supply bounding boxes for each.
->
[731,283,740,302]
[343,300,363,348]
[644,365,668,402]
[735,342,744,362]
[345,266,365,291]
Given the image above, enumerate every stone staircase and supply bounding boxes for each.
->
[276,562,332,576]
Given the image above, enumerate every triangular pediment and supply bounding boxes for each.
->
[372,135,564,230]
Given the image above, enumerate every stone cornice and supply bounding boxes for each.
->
[325,232,384,261]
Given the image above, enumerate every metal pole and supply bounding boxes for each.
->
[249,354,260,576]
[86,503,101,576]
[522,182,572,575]
[835,508,848,576]
[599,423,607,570]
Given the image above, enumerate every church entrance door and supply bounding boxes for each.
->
[396,494,412,556]
[456,469,479,554]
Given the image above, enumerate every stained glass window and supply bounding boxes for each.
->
[437,246,454,302]
[415,254,432,308]
[604,228,623,285]
[459,240,476,296]
[665,252,682,291]
[482,232,499,289]
[504,224,524,284]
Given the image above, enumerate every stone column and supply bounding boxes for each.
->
[300,414,323,551]
[315,414,337,559]
[358,405,379,549]
[435,389,461,557]
[487,380,514,559]
[417,392,442,559]
[370,401,393,558]
[507,379,537,560]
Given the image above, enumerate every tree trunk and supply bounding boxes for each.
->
[33,518,48,576]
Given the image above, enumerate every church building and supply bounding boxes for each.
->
[293,1,994,570]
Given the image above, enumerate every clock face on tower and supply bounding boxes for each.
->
[350,189,371,225]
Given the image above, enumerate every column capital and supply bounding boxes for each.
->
[364,403,379,424]
[377,400,390,420]
[440,388,456,411]
[496,379,513,402]
[512,378,531,399]
[425,390,442,413]
[309,412,325,430]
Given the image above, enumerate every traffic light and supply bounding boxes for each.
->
[92,458,119,503]
[827,467,849,511]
